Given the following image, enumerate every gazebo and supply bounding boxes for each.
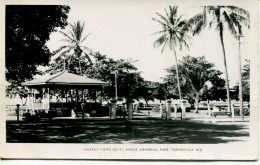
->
[22,70,109,118]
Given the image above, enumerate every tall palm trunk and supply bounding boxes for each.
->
[173,48,186,120]
[219,29,232,114]
[173,48,182,100]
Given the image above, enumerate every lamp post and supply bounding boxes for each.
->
[237,34,244,120]
[112,70,118,101]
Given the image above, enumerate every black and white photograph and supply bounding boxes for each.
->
[0,0,258,160]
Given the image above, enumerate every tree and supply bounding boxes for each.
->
[84,52,144,100]
[166,55,223,112]
[201,75,226,101]
[134,82,157,106]
[153,83,168,103]
[6,5,70,97]
[242,59,250,102]
[52,21,93,75]
[230,60,250,102]
[152,6,191,102]
[189,6,250,115]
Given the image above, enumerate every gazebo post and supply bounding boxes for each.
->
[76,89,79,103]
[94,89,97,103]
[100,86,104,116]
[65,89,68,103]
[88,89,92,116]
[61,88,64,117]
[48,87,52,120]
[82,89,85,103]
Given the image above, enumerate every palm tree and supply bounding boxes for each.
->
[189,6,250,116]
[152,6,191,104]
[178,56,222,113]
[54,21,93,75]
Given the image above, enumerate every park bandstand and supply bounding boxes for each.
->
[22,70,109,119]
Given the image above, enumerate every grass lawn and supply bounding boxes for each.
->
[6,118,249,144]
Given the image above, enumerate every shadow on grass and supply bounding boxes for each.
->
[6,119,249,144]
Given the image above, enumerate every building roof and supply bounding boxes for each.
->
[22,71,109,87]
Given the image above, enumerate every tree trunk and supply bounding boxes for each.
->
[194,93,199,113]
[237,37,244,120]
[219,29,231,113]
[173,48,182,100]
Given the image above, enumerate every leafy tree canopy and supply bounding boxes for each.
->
[51,21,93,75]
[84,52,143,100]
[230,59,250,102]
[6,5,70,97]
[165,55,225,102]
[47,52,144,100]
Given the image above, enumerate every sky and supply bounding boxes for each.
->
[46,0,251,87]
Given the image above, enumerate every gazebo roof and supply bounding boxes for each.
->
[22,71,109,87]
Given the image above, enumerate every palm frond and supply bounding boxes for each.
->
[59,31,77,43]
[175,15,184,26]
[160,38,168,53]
[153,34,167,48]
[230,12,250,28]
[68,29,77,43]
[152,17,167,27]
[84,52,93,65]
[56,49,72,61]
[156,12,169,24]
[82,46,93,53]
[81,32,91,43]
[188,13,203,25]
[153,6,190,53]
[53,45,69,54]
[150,30,166,36]
[222,11,237,35]
[60,38,75,43]
[193,20,204,35]
[227,6,250,19]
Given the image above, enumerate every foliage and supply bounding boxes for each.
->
[201,74,226,101]
[84,52,144,100]
[6,5,70,98]
[152,83,168,102]
[230,60,250,101]
[49,21,93,75]
[242,59,250,101]
[165,55,225,103]
[134,84,155,106]
[152,6,191,101]
[189,6,250,111]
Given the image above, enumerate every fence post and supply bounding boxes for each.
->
[207,102,211,117]
[166,100,171,120]
[127,100,134,120]
[231,103,235,118]
[181,103,186,120]
[173,104,177,119]
[159,103,163,118]
[16,104,20,121]
[110,100,117,120]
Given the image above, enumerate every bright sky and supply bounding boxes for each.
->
[46,0,251,87]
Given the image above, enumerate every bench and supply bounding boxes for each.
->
[211,112,232,117]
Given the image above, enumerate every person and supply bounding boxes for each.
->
[33,110,41,122]
[40,110,47,118]
[24,110,32,122]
